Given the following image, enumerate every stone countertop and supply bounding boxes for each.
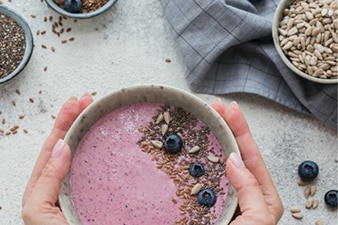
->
[0,0,337,224]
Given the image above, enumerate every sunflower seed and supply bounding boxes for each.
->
[292,212,303,220]
[150,140,163,149]
[163,111,170,124]
[290,206,301,213]
[189,146,200,154]
[190,183,202,195]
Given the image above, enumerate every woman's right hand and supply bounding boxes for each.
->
[211,100,284,225]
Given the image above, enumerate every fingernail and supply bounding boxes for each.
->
[229,152,245,169]
[230,101,238,107]
[52,139,65,158]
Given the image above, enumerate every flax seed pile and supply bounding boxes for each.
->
[54,0,109,13]
[137,105,227,225]
[0,13,26,79]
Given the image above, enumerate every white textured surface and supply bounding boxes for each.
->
[0,0,337,225]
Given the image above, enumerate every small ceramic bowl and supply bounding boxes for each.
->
[44,0,118,19]
[272,0,338,84]
[60,84,240,224]
[0,6,33,84]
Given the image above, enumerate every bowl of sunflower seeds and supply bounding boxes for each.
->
[272,0,338,84]
[45,0,118,19]
[0,6,33,84]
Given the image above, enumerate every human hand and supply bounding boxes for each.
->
[211,100,283,225]
[22,94,93,225]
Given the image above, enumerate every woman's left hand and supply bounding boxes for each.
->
[22,94,93,225]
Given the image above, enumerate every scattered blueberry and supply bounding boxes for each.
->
[189,163,205,178]
[324,190,338,208]
[197,188,217,208]
[164,134,183,154]
[64,0,83,13]
[298,160,319,181]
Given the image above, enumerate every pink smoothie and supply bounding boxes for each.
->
[70,103,229,224]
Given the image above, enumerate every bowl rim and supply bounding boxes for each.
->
[0,6,33,84]
[272,0,338,84]
[60,84,240,224]
[44,0,118,19]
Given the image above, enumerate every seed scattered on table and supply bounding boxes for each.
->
[290,206,301,213]
[315,220,324,225]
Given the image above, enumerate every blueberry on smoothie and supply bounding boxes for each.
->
[164,134,183,154]
[324,190,338,208]
[189,163,205,178]
[64,0,83,13]
[197,188,217,208]
[298,160,319,181]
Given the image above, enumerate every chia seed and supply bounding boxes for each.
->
[0,13,26,79]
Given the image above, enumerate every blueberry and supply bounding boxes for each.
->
[324,190,338,208]
[164,134,183,154]
[298,160,319,181]
[64,0,82,13]
[197,188,217,208]
[189,163,205,178]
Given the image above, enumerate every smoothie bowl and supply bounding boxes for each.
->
[60,85,240,224]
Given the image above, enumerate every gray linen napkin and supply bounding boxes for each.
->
[159,0,337,129]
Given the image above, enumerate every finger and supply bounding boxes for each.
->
[211,98,226,116]
[33,139,70,204]
[79,93,94,112]
[22,139,70,224]
[227,153,272,224]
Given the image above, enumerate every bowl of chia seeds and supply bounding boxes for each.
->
[45,0,118,19]
[0,6,33,84]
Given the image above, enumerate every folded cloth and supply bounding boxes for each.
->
[159,0,337,129]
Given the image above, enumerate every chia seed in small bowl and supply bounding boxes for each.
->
[0,6,33,84]
[45,0,118,19]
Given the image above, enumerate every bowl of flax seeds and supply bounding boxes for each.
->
[272,0,338,84]
[0,6,33,84]
[45,0,118,19]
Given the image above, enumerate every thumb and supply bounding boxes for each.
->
[28,139,71,208]
[227,153,270,223]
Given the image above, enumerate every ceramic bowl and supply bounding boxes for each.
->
[272,0,338,84]
[44,0,118,19]
[60,84,240,224]
[0,6,33,84]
